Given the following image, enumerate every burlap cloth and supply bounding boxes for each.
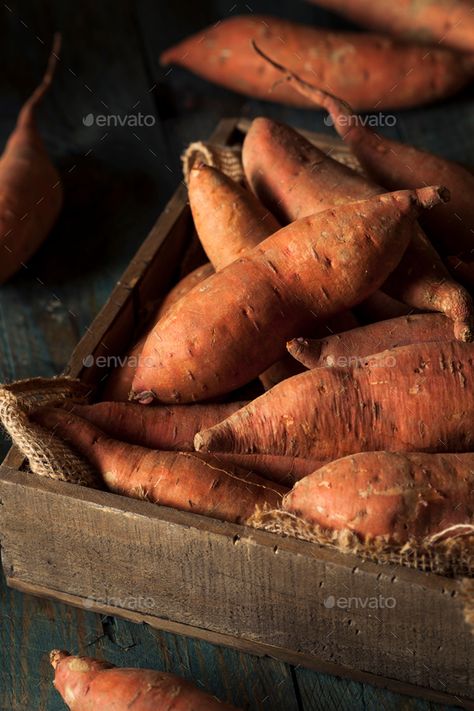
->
[0,137,472,627]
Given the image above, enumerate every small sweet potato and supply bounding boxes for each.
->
[288,313,455,369]
[160,15,474,111]
[132,187,446,403]
[51,649,240,710]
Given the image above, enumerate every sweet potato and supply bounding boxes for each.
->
[51,650,240,711]
[71,400,245,451]
[274,71,474,268]
[132,187,446,404]
[308,0,474,54]
[101,335,146,402]
[159,16,474,111]
[288,313,455,369]
[68,402,321,485]
[159,262,215,317]
[33,407,286,523]
[243,113,474,341]
[189,163,280,269]
[283,451,474,543]
[0,35,63,284]
[355,291,413,323]
[195,340,474,459]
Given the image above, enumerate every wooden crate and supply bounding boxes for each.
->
[0,117,472,710]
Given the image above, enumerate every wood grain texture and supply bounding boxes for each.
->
[0,469,472,707]
[0,0,473,709]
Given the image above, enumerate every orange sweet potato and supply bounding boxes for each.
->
[132,187,446,404]
[160,16,474,111]
[159,262,215,316]
[288,313,455,369]
[0,35,63,283]
[283,451,474,543]
[195,340,474,459]
[273,71,474,272]
[69,401,321,485]
[33,407,286,523]
[308,0,474,53]
[51,650,240,711]
[189,163,280,269]
[243,114,473,341]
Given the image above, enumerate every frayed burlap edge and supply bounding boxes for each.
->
[0,376,99,487]
[181,141,244,185]
[247,508,474,578]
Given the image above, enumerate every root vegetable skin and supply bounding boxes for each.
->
[189,164,280,269]
[159,16,474,111]
[195,340,474,459]
[101,335,146,402]
[132,187,446,404]
[159,263,215,317]
[243,114,474,342]
[283,451,474,544]
[307,0,474,54]
[72,400,246,451]
[33,408,286,523]
[70,401,319,484]
[50,650,240,711]
[287,313,456,369]
[0,35,63,284]
[274,73,474,264]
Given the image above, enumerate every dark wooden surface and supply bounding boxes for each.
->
[0,0,472,709]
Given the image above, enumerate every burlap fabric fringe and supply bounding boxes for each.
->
[181,141,244,184]
[181,136,364,186]
[0,377,98,487]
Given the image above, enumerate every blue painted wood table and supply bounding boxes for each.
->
[0,0,472,708]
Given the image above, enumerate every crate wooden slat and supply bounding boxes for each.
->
[0,117,472,709]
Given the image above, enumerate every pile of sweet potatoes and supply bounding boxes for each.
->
[33,112,474,549]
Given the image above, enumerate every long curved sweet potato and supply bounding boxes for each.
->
[272,71,474,270]
[33,408,286,523]
[288,313,455,369]
[283,451,474,543]
[308,0,474,54]
[160,16,474,111]
[132,187,447,404]
[195,340,474,459]
[243,114,473,341]
[0,35,63,284]
[51,650,240,711]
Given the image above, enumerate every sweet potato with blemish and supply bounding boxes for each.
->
[274,73,474,268]
[189,163,280,269]
[243,114,474,341]
[132,187,446,404]
[160,16,474,111]
[288,313,455,369]
[50,650,240,711]
[307,0,474,54]
[195,340,474,459]
[0,35,63,284]
[283,451,474,544]
[33,408,286,523]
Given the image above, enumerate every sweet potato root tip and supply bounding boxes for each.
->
[50,649,69,670]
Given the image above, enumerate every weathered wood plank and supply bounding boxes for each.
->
[0,469,471,707]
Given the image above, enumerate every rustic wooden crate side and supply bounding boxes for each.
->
[0,468,471,706]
